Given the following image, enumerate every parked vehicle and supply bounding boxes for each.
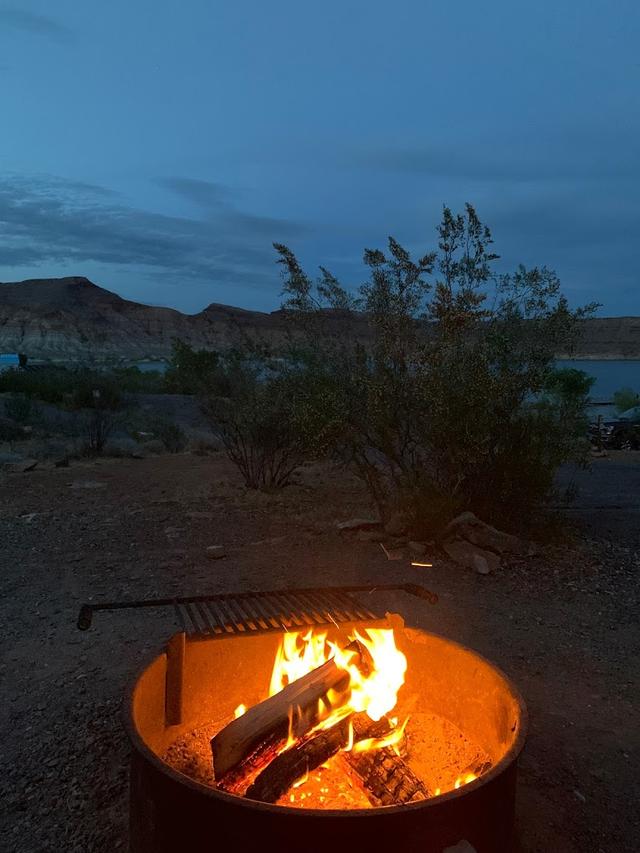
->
[618,405,640,422]
[590,406,640,449]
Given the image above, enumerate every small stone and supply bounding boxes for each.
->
[11,458,38,473]
[205,545,226,560]
[444,842,478,853]
[380,543,404,561]
[408,541,427,555]
[336,518,381,532]
[70,480,106,490]
[473,555,492,574]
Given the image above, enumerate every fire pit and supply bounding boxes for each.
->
[119,586,526,853]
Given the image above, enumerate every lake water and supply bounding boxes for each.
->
[134,360,168,373]
[0,353,19,372]
[132,358,639,401]
[556,360,640,402]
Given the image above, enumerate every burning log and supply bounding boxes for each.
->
[212,643,363,790]
[342,743,430,806]
[245,713,392,804]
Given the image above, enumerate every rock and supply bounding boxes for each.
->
[443,539,501,574]
[443,512,534,556]
[336,518,381,532]
[69,480,106,490]
[384,512,407,537]
[408,541,427,555]
[248,535,286,547]
[357,529,385,542]
[10,458,38,473]
[380,542,404,561]
[444,842,477,853]
[205,545,226,560]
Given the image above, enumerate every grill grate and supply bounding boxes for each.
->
[174,588,379,637]
[77,583,437,635]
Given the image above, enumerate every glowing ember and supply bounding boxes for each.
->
[454,771,478,789]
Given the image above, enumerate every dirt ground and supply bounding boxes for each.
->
[0,451,638,852]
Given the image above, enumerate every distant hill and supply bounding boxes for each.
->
[0,277,294,363]
[0,276,638,363]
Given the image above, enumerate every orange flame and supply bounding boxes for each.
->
[267,627,408,753]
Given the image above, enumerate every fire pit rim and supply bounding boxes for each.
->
[123,628,528,818]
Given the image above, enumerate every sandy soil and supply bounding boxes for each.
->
[0,452,638,852]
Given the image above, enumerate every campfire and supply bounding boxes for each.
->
[123,587,526,852]
[207,624,478,807]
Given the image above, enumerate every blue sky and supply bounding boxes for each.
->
[0,0,638,314]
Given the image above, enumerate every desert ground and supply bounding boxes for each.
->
[1,450,639,852]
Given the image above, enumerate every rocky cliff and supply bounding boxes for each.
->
[0,277,295,363]
[1,276,638,363]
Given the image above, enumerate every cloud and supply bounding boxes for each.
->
[0,174,306,291]
[156,177,234,210]
[353,124,640,184]
[0,7,73,42]
[157,175,306,237]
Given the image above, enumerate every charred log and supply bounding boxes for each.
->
[245,717,351,803]
[245,713,392,804]
[342,744,430,806]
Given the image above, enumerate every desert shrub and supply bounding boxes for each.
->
[0,417,25,442]
[0,366,72,404]
[543,367,595,404]
[4,393,37,424]
[81,408,120,456]
[273,204,596,534]
[203,360,320,489]
[155,419,187,453]
[189,436,220,455]
[70,376,122,410]
[76,379,125,455]
[0,366,123,410]
[613,386,640,414]
[112,366,165,394]
[126,410,187,453]
[164,340,221,394]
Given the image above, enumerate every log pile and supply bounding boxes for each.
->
[211,653,431,807]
